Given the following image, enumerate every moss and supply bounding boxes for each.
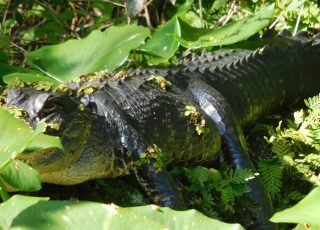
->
[184,105,210,136]
[147,76,171,90]
[135,144,165,171]
[112,70,129,81]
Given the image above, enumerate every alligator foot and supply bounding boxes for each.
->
[133,147,187,210]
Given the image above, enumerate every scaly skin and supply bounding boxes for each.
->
[5,32,320,229]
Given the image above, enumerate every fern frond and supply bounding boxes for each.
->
[293,109,304,126]
[304,93,320,110]
[271,140,292,156]
[219,185,235,211]
[258,158,283,199]
[305,154,320,168]
[224,168,255,184]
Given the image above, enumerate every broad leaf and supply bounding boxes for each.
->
[0,160,41,191]
[270,186,320,228]
[0,195,48,230]
[3,72,61,85]
[211,0,228,11]
[139,17,180,64]
[26,25,150,82]
[175,0,194,16]
[0,108,63,169]
[0,195,245,230]
[0,63,34,85]
[285,0,305,12]
[178,4,275,48]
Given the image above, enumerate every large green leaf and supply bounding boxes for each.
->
[175,0,194,16]
[0,160,41,191]
[178,4,275,48]
[0,195,244,230]
[139,17,180,65]
[0,63,59,85]
[3,72,61,85]
[25,25,150,82]
[270,186,320,228]
[0,63,34,85]
[0,108,63,169]
[0,196,49,229]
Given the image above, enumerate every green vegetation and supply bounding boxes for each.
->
[135,144,165,171]
[184,105,210,136]
[0,195,244,230]
[0,0,320,229]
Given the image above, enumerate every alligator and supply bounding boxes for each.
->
[3,31,320,229]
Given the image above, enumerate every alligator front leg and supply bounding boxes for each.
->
[88,91,187,210]
[133,147,187,210]
[187,78,275,229]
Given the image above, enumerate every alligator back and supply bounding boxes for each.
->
[177,35,320,126]
[87,76,222,165]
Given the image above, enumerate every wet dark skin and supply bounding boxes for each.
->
[5,32,320,229]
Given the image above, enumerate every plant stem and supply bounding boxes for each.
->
[199,0,203,28]
[0,177,10,202]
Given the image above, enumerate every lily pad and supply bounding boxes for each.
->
[178,4,275,48]
[25,25,150,82]
[0,195,245,230]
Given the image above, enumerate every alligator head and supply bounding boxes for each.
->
[6,87,93,174]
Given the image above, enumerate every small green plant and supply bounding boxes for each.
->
[147,76,171,90]
[135,144,165,171]
[258,158,283,199]
[184,105,210,136]
[265,94,320,186]
[182,166,255,217]
[6,77,70,94]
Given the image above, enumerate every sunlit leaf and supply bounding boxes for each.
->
[0,196,48,229]
[139,17,180,64]
[0,109,63,169]
[26,26,150,82]
[0,63,34,85]
[270,186,320,228]
[0,160,41,191]
[175,0,194,16]
[178,4,275,48]
[0,195,245,230]
[3,72,61,85]
[285,0,305,12]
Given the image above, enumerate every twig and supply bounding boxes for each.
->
[1,0,11,35]
[124,2,131,25]
[269,11,284,29]
[34,0,70,33]
[144,5,153,29]
[211,0,236,28]
[10,41,27,53]
[222,0,236,26]
[102,0,125,8]
[199,0,203,28]
[293,4,304,36]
